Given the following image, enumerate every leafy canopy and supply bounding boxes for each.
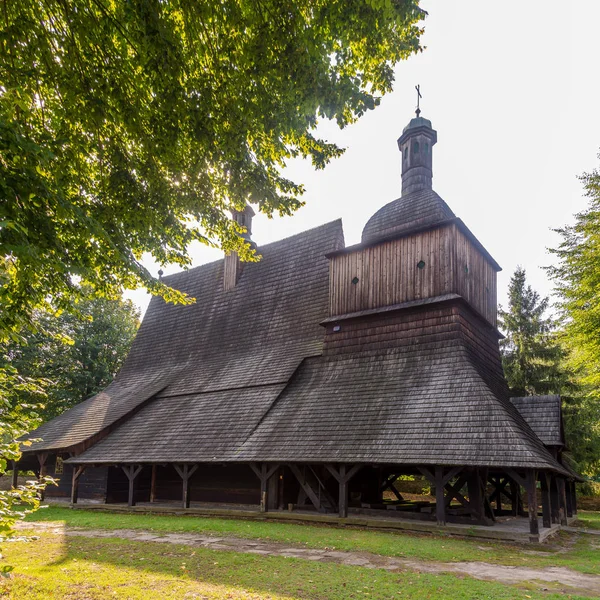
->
[0,0,425,338]
[550,156,600,388]
[549,157,600,479]
[3,292,139,421]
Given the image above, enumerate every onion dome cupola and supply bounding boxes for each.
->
[398,116,437,195]
[361,113,454,244]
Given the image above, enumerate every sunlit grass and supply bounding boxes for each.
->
[0,531,592,600]
[24,506,600,575]
[577,510,600,530]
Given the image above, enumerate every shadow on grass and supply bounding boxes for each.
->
[20,532,590,600]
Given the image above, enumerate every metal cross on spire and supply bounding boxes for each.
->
[415,84,422,117]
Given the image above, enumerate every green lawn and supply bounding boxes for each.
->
[577,510,600,530]
[24,506,600,575]
[0,531,592,599]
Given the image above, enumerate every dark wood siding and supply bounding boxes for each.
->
[453,226,497,327]
[329,224,497,327]
[45,455,108,501]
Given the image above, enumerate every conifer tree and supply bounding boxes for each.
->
[499,267,566,397]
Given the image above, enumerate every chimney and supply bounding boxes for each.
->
[224,204,255,291]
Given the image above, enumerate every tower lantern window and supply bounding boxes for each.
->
[413,141,419,153]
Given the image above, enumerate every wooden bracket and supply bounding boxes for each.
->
[325,464,362,484]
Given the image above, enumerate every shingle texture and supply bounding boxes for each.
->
[72,338,567,473]
[361,188,455,244]
[235,343,567,471]
[510,395,564,447]
[27,220,344,452]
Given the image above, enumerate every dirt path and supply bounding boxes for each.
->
[16,522,600,596]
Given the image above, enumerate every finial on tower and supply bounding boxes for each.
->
[415,84,422,117]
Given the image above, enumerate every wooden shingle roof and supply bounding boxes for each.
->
[235,342,568,472]
[27,220,344,453]
[361,188,455,244]
[71,337,568,475]
[510,395,564,447]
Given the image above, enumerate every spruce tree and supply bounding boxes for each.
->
[499,267,566,397]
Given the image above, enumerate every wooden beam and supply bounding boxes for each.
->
[418,466,435,485]
[466,470,484,522]
[444,475,468,509]
[508,479,519,516]
[325,464,362,518]
[150,465,157,503]
[174,464,199,509]
[378,473,404,501]
[260,464,268,513]
[122,465,143,507]
[557,478,568,526]
[70,466,85,505]
[434,466,446,526]
[526,469,539,536]
[11,461,18,489]
[441,466,463,487]
[289,464,323,513]
[37,453,48,501]
[550,476,560,524]
[540,473,551,529]
[565,480,573,518]
[249,464,280,513]
[505,468,527,489]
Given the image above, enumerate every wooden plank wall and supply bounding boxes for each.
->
[329,224,497,327]
[453,226,497,327]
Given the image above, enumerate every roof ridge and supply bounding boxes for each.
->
[161,218,343,282]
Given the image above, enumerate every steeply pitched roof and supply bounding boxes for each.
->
[236,342,568,473]
[27,219,344,453]
[71,336,568,475]
[23,371,175,453]
[510,395,564,447]
[361,188,455,244]
[68,384,286,463]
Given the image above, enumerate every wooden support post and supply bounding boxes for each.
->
[37,453,48,501]
[495,477,502,512]
[435,466,446,526]
[418,466,462,525]
[267,467,280,510]
[557,477,568,526]
[571,481,578,515]
[71,466,85,505]
[565,480,573,518]
[509,479,519,516]
[325,464,362,518]
[174,464,198,509]
[122,465,143,507]
[540,473,552,529]
[250,463,280,513]
[526,469,539,536]
[550,476,560,524]
[11,461,18,489]
[259,464,268,512]
[468,470,485,522]
[150,465,157,503]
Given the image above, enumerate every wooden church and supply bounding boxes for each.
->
[17,112,579,538]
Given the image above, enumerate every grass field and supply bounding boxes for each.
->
[578,510,600,530]
[24,506,600,575]
[0,506,596,599]
[0,531,593,599]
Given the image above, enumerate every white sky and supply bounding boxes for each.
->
[126,0,600,316]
